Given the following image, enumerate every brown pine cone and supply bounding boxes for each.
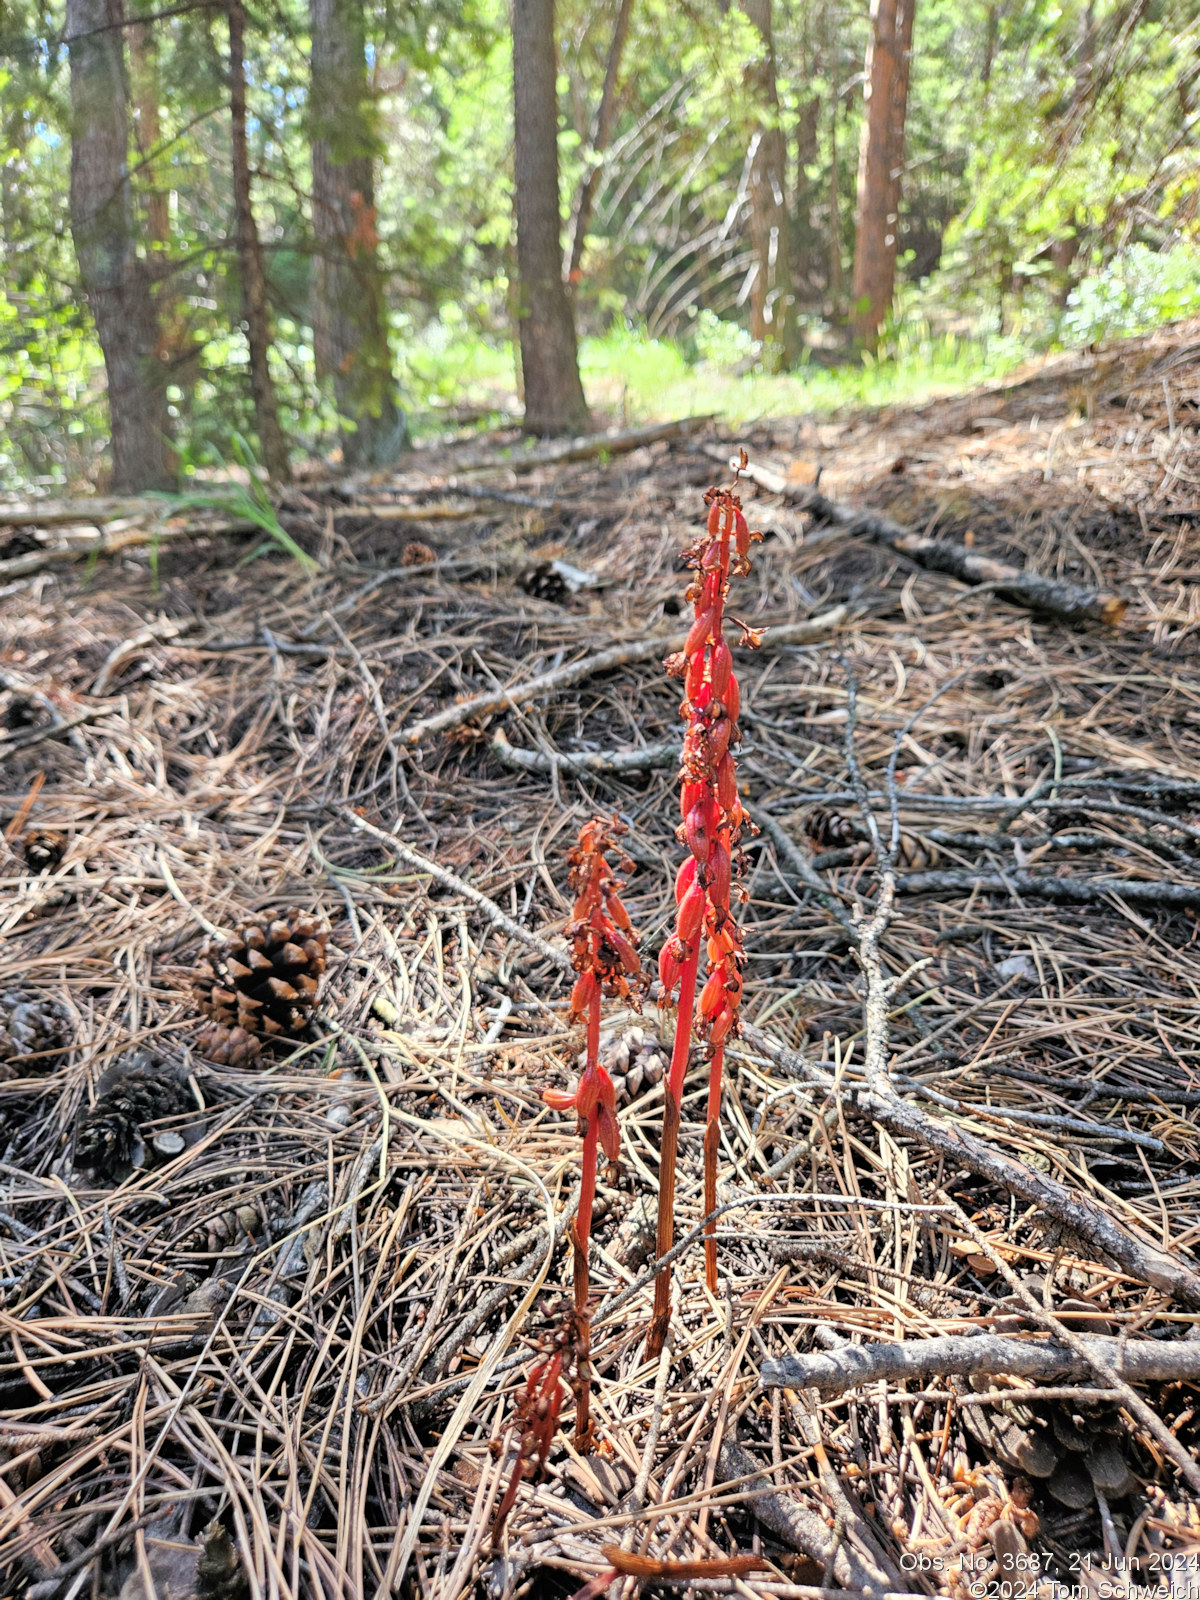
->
[75,1052,194,1179]
[194,909,328,1064]
[21,829,66,873]
[0,990,73,1076]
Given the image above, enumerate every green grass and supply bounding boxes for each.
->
[403,314,1030,441]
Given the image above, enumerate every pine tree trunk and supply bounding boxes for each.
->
[66,0,172,491]
[565,0,633,283]
[512,0,591,437]
[826,0,843,316]
[228,0,290,482]
[309,0,404,468]
[741,0,796,366]
[850,0,916,348]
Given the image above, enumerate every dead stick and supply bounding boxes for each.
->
[896,868,1200,908]
[453,413,717,476]
[715,1441,898,1592]
[396,609,845,746]
[336,807,573,972]
[946,1203,1200,1496]
[490,729,679,776]
[759,1333,1200,1395]
[713,449,1126,627]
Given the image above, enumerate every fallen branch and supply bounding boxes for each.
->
[396,607,846,747]
[454,414,716,475]
[758,1333,1200,1396]
[0,498,146,528]
[897,867,1200,908]
[490,728,678,776]
[860,1059,1200,1309]
[0,515,256,582]
[716,1441,903,1593]
[336,807,571,971]
[712,449,1126,627]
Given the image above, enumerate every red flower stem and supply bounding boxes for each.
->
[703,1042,724,1291]
[572,983,601,1447]
[646,939,701,1359]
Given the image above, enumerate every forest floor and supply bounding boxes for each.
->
[3,317,1200,1600]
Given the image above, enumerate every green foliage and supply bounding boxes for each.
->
[3,0,1200,492]
[162,434,318,572]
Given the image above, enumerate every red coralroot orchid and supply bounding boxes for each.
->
[646,476,760,1361]
[490,1333,566,1546]
[542,816,643,1449]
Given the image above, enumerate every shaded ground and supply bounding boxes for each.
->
[3,319,1200,1597]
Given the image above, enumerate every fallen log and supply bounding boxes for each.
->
[758,1333,1200,1397]
[395,606,847,747]
[453,413,716,475]
[897,867,1200,908]
[709,448,1127,627]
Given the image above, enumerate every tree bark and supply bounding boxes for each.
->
[227,0,290,481]
[66,0,172,491]
[825,0,842,314]
[512,0,591,437]
[565,0,633,284]
[308,0,404,468]
[850,0,916,347]
[741,0,796,365]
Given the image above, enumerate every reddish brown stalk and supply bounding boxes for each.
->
[647,466,759,1359]
[490,1343,564,1545]
[543,817,642,1450]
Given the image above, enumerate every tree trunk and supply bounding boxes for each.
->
[512,0,591,437]
[850,0,916,348]
[228,0,290,481]
[565,0,634,284]
[309,0,404,468]
[741,0,796,365]
[793,5,820,301]
[66,0,172,491]
[826,0,842,315]
[129,20,188,409]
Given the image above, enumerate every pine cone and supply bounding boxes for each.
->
[580,1025,667,1106]
[956,1292,1138,1506]
[518,562,569,604]
[0,990,73,1076]
[75,1052,194,1179]
[22,829,66,873]
[194,909,328,1064]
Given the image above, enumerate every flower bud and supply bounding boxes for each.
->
[709,639,732,698]
[675,855,697,903]
[709,716,732,764]
[725,673,740,724]
[686,607,714,656]
[707,500,722,537]
[699,968,726,1018]
[681,779,704,817]
[570,969,598,1018]
[685,649,706,701]
[684,797,717,863]
[735,509,750,561]
[607,926,640,975]
[716,752,738,812]
[605,890,632,931]
[710,1006,734,1045]
[676,880,706,944]
[707,840,731,907]
[659,941,682,993]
